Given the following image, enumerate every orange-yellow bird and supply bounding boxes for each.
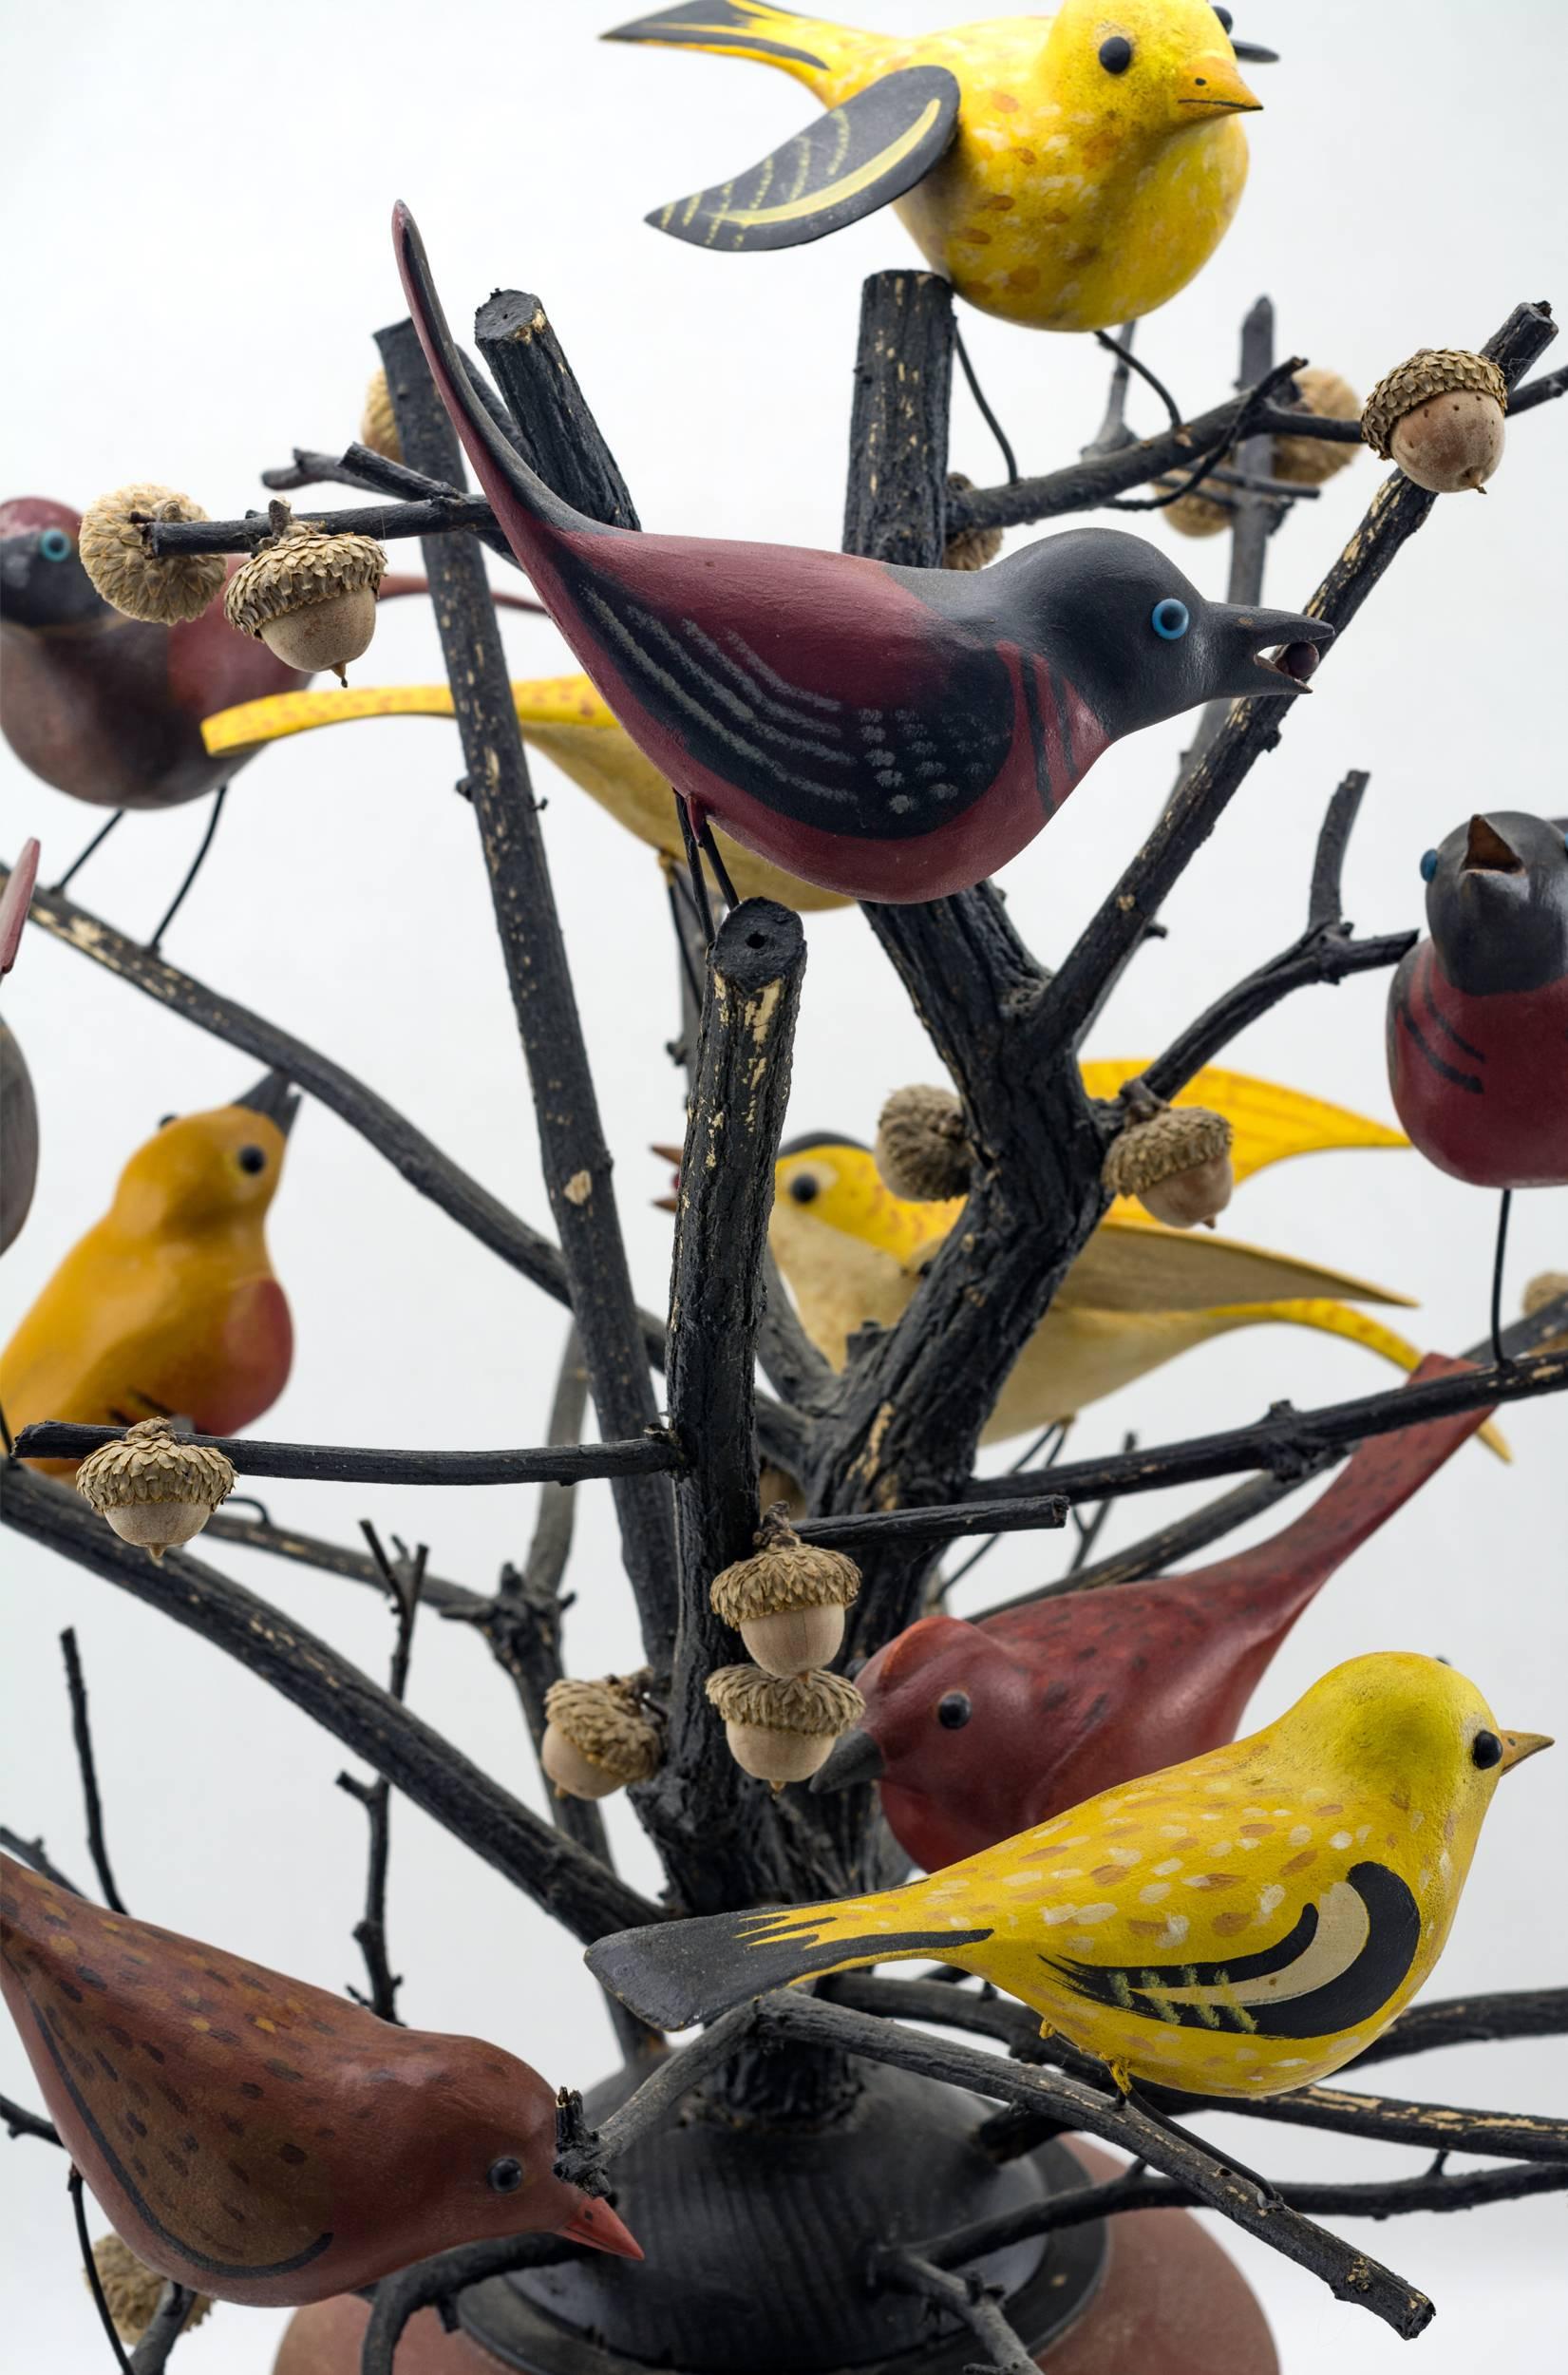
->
[1,1072,297,1475]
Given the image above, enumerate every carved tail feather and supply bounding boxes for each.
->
[600,2,858,97]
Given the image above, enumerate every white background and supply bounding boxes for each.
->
[2,2,1564,2366]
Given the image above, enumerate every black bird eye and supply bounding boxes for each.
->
[158,1113,177,1129]
[1098,34,1134,73]
[1214,6,1234,28]
[236,1144,268,1174]
[487,2156,525,2194]
[937,1690,973,1731]
[788,1173,820,1205]
[1471,1730,1503,1770]
[39,527,72,562]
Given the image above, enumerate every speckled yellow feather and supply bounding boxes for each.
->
[589,1655,1552,2098]
[604,0,1260,332]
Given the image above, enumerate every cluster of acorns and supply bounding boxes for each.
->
[76,484,386,683]
[705,1509,864,1790]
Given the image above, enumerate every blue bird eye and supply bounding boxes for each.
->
[38,527,71,561]
[1150,598,1190,641]
[1419,848,1439,883]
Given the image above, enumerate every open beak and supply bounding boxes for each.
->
[234,1069,300,1138]
[809,1724,887,1795]
[1211,603,1334,699]
[1176,53,1262,116]
[559,2196,644,2259]
[1499,1730,1553,1774]
[1462,815,1525,875]
[652,1142,683,1212]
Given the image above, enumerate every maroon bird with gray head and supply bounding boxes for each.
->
[393,203,1332,904]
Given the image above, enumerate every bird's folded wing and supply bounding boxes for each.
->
[644,65,960,252]
[1057,1218,1415,1314]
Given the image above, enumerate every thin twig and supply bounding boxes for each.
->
[873,2250,1036,2375]
[2,2094,61,2146]
[0,1827,88,1897]
[59,1629,126,1913]
[15,1422,682,1487]
[359,2235,575,2375]
[69,2165,135,2375]
[551,2004,759,2190]
[336,1529,425,2022]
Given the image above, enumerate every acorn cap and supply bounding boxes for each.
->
[942,475,1003,572]
[78,484,225,625]
[1103,1105,1233,1198]
[77,1416,234,1524]
[1155,470,1233,538]
[1522,1271,1568,1318]
[876,1084,972,1203]
[1361,351,1507,459]
[705,1664,864,1736]
[88,2232,213,2346]
[542,1674,662,1786]
[1272,367,1362,486]
[360,367,404,464]
[223,514,387,639]
[710,1507,860,1626]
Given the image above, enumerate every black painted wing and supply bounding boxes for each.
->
[644,66,960,253]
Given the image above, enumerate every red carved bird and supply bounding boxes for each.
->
[393,204,1331,904]
[812,1355,1492,1870]
[0,1853,640,2308]
[1387,811,1568,1188]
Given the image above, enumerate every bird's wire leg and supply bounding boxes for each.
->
[671,791,715,945]
[664,870,705,1020]
[1081,320,1142,458]
[1490,1188,1514,1369]
[953,324,1020,486]
[145,785,228,953]
[47,809,125,896]
[695,815,739,914]
[1093,326,1182,433]
[68,2164,136,2375]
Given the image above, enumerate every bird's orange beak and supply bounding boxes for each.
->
[1499,1730,1554,1774]
[1176,53,1262,118]
[559,2195,644,2259]
[651,1143,683,1213]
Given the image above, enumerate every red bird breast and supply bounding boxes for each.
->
[1388,942,1568,1188]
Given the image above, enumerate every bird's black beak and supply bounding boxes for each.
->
[809,1725,887,1795]
[234,1069,300,1137]
[1462,815,1525,875]
[1209,602,1334,699]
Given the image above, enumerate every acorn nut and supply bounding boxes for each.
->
[942,474,1004,571]
[706,1664,865,1790]
[876,1084,973,1204]
[223,501,387,683]
[1155,470,1232,538]
[78,484,225,624]
[541,1673,662,1800]
[76,1416,234,1561]
[359,367,404,465]
[88,2233,214,2346]
[1362,350,1507,495]
[710,1507,861,1677]
[1521,1271,1568,1354]
[1272,367,1362,486]
[1104,1104,1235,1230]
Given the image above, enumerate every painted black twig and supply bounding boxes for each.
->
[336,1528,425,2022]
[60,1629,126,1914]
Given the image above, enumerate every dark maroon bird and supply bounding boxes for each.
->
[812,1355,1491,1871]
[1,1853,640,2307]
[1387,810,1568,1188]
[393,203,1332,903]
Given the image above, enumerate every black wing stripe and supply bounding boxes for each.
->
[1421,962,1487,1062]
[1395,991,1483,1093]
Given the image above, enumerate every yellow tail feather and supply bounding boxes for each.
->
[602,1,867,96]
[1212,1300,1510,1461]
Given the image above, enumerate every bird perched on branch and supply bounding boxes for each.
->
[1387,811,1568,1189]
[0,1853,640,2307]
[393,204,1331,904]
[602,1,1273,335]
[590,1653,1551,2098]
[1,1071,298,1474]
[198,674,851,910]
[813,1356,1495,1869]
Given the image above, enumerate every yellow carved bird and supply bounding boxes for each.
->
[589,1653,1553,2099]
[602,0,1269,332]
[764,1071,1507,1454]
[200,677,848,911]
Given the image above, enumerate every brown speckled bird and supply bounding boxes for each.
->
[0,1855,640,2306]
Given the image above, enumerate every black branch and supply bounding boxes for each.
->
[873,2251,1038,2375]
[0,1465,656,1944]
[1,2093,61,2146]
[553,2004,760,2192]
[14,1421,682,1489]
[203,1508,481,1615]
[59,1626,126,1913]
[336,1528,425,2022]
[359,2235,575,2375]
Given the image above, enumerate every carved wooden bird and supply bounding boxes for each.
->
[1387,811,1568,1188]
[590,1653,1551,2098]
[0,1071,298,1474]
[393,204,1331,904]
[603,1,1274,335]
[812,1355,1494,1869]
[0,1854,640,2307]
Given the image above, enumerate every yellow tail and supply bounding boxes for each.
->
[602,1,870,96]
[1216,1301,1510,1461]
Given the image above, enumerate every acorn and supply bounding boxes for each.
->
[1521,1271,1568,1354]
[541,1673,662,1800]
[1154,469,1232,538]
[876,1084,972,1203]
[1271,367,1361,486]
[78,484,225,625]
[76,1416,234,1561]
[1362,350,1507,495]
[942,475,1003,571]
[706,1664,865,1790]
[1103,1104,1234,1230]
[710,1507,861,1676]
[359,366,404,465]
[223,500,387,683]
[87,2233,213,2346]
